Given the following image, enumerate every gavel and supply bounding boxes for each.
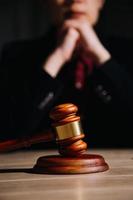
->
[33,103,109,174]
[0,103,86,155]
[0,103,109,174]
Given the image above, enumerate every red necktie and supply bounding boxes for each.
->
[75,53,94,90]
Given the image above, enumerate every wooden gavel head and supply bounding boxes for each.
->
[49,103,87,157]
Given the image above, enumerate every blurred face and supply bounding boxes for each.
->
[46,0,105,25]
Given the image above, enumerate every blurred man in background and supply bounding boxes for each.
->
[0,0,133,148]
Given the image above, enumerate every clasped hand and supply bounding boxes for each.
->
[43,18,111,78]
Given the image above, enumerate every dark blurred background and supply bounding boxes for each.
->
[0,0,133,58]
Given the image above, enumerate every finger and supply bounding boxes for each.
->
[63,19,80,30]
[60,28,80,61]
[62,28,79,53]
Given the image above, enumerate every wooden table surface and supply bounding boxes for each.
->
[0,148,133,200]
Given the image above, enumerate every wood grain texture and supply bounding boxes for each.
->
[0,130,54,152]
[0,149,133,200]
[33,154,109,174]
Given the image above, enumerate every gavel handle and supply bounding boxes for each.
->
[0,130,55,153]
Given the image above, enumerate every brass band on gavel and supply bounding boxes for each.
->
[55,120,83,141]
